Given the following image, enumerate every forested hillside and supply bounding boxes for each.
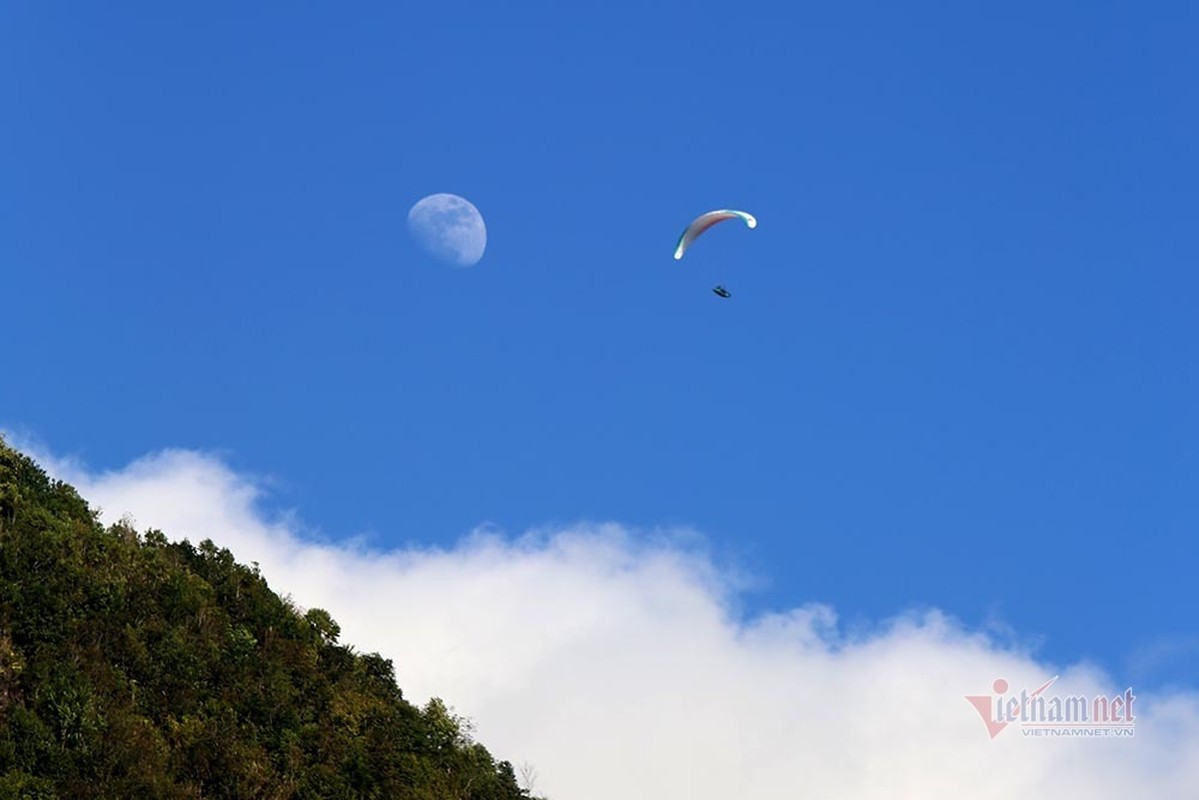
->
[0,439,533,799]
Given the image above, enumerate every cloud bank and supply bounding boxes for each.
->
[26,444,1199,799]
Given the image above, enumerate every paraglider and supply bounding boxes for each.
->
[673,209,757,261]
[674,209,756,297]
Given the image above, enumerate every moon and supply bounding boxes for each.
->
[407,193,487,267]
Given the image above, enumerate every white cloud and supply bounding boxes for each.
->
[24,443,1199,800]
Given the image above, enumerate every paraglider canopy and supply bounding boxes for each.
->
[673,209,757,261]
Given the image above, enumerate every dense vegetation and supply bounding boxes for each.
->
[0,439,534,799]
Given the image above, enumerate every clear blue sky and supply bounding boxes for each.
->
[3,3,1196,686]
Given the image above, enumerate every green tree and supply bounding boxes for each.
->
[0,439,533,799]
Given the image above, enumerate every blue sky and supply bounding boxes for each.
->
[3,0,1196,691]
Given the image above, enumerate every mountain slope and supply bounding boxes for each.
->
[0,439,532,800]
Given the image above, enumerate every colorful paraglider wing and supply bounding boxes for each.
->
[673,209,757,260]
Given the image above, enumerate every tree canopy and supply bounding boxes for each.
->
[0,438,536,799]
